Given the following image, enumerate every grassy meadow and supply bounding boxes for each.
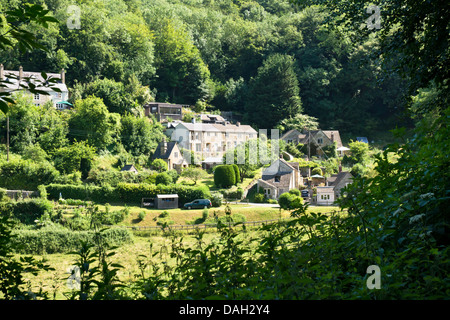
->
[17,203,341,299]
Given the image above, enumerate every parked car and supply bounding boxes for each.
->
[183,199,212,209]
[301,190,309,198]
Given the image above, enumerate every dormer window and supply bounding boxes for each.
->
[275,176,280,183]
[34,93,40,100]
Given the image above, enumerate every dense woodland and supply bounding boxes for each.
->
[0,0,411,135]
[0,0,449,301]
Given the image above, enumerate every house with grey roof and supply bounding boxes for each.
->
[316,170,353,205]
[257,158,303,200]
[0,64,69,109]
[169,120,257,167]
[280,128,343,158]
[151,139,188,172]
[121,164,138,174]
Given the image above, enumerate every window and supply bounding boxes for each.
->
[196,144,201,152]
[275,176,280,183]
[317,138,323,144]
[56,92,62,99]
[174,152,178,158]
[34,94,40,100]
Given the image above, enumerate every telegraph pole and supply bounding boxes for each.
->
[6,115,9,162]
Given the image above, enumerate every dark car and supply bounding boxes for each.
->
[301,190,309,198]
[183,199,212,209]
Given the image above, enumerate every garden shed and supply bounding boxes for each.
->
[156,194,179,209]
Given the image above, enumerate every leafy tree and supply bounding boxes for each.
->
[151,159,167,173]
[180,166,207,185]
[52,140,96,176]
[277,113,319,133]
[245,53,302,129]
[68,96,121,151]
[120,114,164,157]
[151,18,213,104]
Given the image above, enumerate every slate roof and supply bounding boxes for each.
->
[2,69,67,93]
[152,141,177,160]
[121,164,138,172]
[175,122,257,134]
[327,171,352,187]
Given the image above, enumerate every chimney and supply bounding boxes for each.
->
[339,162,342,173]
[331,132,334,142]
[161,138,167,154]
[236,122,240,126]
[19,66,23,80]
[0,64,3,80]
[191,118,196,124]
[61,68,65,84]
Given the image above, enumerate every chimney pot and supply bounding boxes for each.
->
[61,68,65,84]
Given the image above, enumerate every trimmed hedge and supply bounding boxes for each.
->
[214,165,236,188]
[232,164,240,184]
[10,227,133,254]
[45,183,211,207]
[46,184,116,203]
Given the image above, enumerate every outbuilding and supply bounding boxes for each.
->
[155,194,179,209]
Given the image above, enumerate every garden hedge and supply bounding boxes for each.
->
[10,226,133,254]
[214,165,236,188]
[45,183,210,207]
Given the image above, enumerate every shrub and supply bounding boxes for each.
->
[254,193,266,203]
[210,192,223,207]
[0,158,60,190]
[159,211,170,218]
[312,167,323,176]
[10,227,133,254]
[278,192,304,210]
[221,187,244,200]
[151,159,168,172]
[0,198,54,225]
[288,189,301,196]
[214,165,236,188]
[138,211,146,221]
[232,164,240,184]
[0,187,6,201]
[155,172,173,185]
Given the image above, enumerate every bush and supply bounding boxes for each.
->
[10,227,133,254]
[0,198,54,225]
[155,172,173,185]
[214,165,236,188]
[254,193,266,203]
[288,189,301,196]
[312,167,323,176]
[138,211,146,221]
[151,159,168,172]
[221,187,244,200]
[0,187,6,201]
[210,192,223,207]
[0,158,60,190]
[278,192,304,210]
[232,164,240,184]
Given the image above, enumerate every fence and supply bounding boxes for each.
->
[116,217,294,232]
